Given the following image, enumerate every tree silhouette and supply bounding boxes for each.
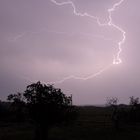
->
[106,97,119,130]
[106,97,118,107]
[7,93,25,122]
[129,96,139,106]
[7,81,76,140]
[129,96,140,122]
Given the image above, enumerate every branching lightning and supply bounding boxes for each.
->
[49,64,112,84]
[46,0,126,84]
[50,0,125,65]
[20,64,112,85]
[12,0,126,84]
[9,29,113,42]
[107,0,126,64]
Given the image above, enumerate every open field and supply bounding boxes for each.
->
[0,106,140,140]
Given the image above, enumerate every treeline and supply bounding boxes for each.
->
[0,82,140,139]
[106,96,140,130]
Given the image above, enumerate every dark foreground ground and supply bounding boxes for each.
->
[0,106,140,140]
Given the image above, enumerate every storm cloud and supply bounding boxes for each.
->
[0,0,140,105]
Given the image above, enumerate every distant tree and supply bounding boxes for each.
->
[7,81,76,140]
[106,97,119,130]
[129,96,140,122]
[129,96,139,106]
[0,100,12,121]
[0,100,2,119]
[7,93,25,122]
[106,97,118,107]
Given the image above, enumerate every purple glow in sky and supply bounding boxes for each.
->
[0,0,140,105]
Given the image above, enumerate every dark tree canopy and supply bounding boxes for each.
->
[23,81,72,125]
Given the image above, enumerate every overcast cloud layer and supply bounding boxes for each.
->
[0,0,140,105]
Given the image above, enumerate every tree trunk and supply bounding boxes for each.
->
[40,126,49,140]
[34,124,49,140]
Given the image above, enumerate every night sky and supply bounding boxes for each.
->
[1,0,140,105]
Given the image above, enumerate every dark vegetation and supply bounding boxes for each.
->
[0,82,140,140]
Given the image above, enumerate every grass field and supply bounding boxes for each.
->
[0,106,140,140]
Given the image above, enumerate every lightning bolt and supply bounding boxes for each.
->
[107,0,126,64]
[20,64,112,84]
[50,0,125,65]
[13,0,126,84]
[9,29,113,43]
[45,0,126,84]
[49,64,112,84]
